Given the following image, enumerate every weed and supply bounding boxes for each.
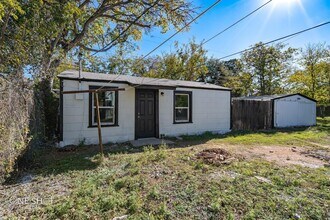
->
[78,138,86,147]
[157,201,171,219]
[2,118,329,219]
[148,186,160,200]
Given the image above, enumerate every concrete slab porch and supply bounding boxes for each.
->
[130,138,174,147]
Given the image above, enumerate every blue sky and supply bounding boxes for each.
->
[127,0,330,60]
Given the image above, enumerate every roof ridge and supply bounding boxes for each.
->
[58,70,232,91]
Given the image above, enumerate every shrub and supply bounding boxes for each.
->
[0,76,33,183]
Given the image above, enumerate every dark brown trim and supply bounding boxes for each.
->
[175,85,231,91]
[130,85,176,90]
[88,124,119,128]
[173,91,193,124]
[62,88,125,94]
[59,77,129,85]
[135,90,138,140]
[135,89,159,139]
[58,77,231,91]
[271,99,275,128]
[59,79,63,141]
[88,85,119,127]
[155,90,159,138]
[230,91,232,130]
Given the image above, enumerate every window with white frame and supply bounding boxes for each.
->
[174,91,192,123]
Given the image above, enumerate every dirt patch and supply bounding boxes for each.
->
[241,146,328,168]
[196,148,236,165]
[301,150,330,163]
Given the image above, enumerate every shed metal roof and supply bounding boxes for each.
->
[58,70,231,91]
[233,93,316,102]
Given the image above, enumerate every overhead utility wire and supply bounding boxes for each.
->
[90,0,162,91]
[98,0,223,89]
[202,0,272,45]
[219,21,330,60]
[92,0,161,56]
[141,0,223,59]
[128,20,330,88]
[128,0,273,89]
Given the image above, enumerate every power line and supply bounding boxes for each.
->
[219,21,330,60]
[92,0,161,55]
[129,20,330,88]
[202,0,272,45]
[142,0,223,59]
[95,0,223,90]
[129,0,273,88]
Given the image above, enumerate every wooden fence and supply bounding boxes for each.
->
[231,100,273,130]
[317,106,330,117]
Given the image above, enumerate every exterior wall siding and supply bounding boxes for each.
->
[274,95,316,127]
[159,88,231,136]
[61,79,135,146]
[61,80,231,146]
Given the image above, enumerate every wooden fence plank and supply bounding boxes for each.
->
[232,100,273,130]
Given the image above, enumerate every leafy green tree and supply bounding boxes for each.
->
[241,42,297,95]
[135,39,208,81]
[203,58,228,85]
[1,0,195,80]
[203,58,251,96]
[224,71,253,97]
[0,0,196,140]
[289,43,330,103]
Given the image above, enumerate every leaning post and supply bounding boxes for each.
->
[94,92,104,155]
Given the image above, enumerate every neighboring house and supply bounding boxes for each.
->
[58,70,231,146]
[232,94,317,130]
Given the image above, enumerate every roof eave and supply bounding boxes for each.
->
[58,76,231,91]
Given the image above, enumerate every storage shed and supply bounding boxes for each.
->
[232,94,317,130]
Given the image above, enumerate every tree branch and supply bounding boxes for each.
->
[99,15,151,28]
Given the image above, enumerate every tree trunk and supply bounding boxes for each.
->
[37,57,62,141]
[310,64,316,99]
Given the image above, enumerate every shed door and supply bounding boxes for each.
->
[274,99,316,127]
[136,90,156,139]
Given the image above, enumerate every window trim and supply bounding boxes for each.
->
[173,91,192,124]
[89,86,119,127]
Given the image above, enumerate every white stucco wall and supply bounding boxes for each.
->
[61,79,135,146]
[61,79,231,146]
[159,88,231,136]
[274,95,316,128]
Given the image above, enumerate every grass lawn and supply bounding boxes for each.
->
[1,118,329,219]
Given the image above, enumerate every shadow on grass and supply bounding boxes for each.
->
[5,118,328,185]
[316,117,330,132]
[180,127,310,142]
[4,145,102,185]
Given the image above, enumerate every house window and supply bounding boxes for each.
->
[89,86,118,127]
[174,91,192,123]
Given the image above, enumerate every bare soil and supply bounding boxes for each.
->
[238,146,328,168]
[196,148,237,165]
[191,142,329,168]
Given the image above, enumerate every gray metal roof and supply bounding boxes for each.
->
[233,94,316,102]
[233,94,288,101]
[58,70,231,91]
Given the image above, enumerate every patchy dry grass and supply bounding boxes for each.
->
[1,118,329,219]
[182,118,329,147]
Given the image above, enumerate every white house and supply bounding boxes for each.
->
[58,70,231,146]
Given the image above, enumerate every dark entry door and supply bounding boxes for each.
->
[136,90,156,139]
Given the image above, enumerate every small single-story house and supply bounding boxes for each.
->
[58,70,231,146]
[232,94,317,130]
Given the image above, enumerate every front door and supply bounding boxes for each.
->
[136,90,156,139]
